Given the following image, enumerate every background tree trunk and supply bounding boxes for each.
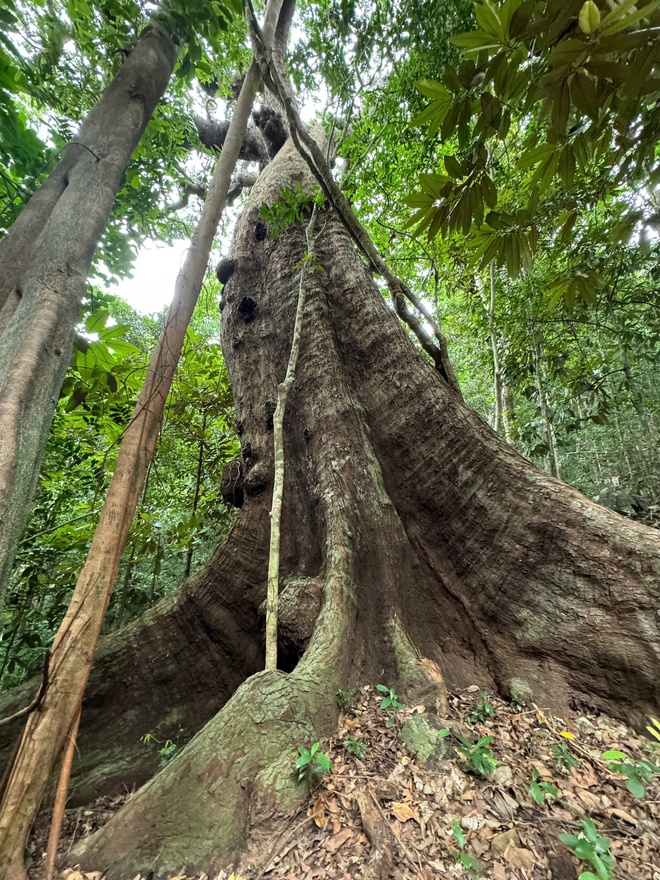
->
[0,21,179,602]
[64,137,660,879]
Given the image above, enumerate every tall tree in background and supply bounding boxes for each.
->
[0,11,179,602]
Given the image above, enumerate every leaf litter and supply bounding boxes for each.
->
[35,685,660,879]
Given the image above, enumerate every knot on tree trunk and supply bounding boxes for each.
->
[258,577,324,668]
[221,459,244,508]
[252,105,288,157]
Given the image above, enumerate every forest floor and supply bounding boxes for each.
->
[32,685,660,880]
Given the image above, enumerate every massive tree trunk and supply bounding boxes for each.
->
[3,136,659,878]
[0,21,179,602]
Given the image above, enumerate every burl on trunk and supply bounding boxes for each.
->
[30,136,660,877]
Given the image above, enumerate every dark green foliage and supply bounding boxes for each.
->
[451,819,483,877]
[468,690,495,724]
[377,683,404,727]
[343,738,367,758]
[601,749,659,800]
[0,292,238,688]
[550,739,581,774]
[260,183,324,237]
[405,0,660,285]
[336,687,357,711]
[529,768,558,805]
[456,734,498,777]
[0,0,248,272]
[295,742,332,783]
[560,816,616,880]
[141,731,179,768]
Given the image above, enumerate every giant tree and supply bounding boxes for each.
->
[0,0,659,877]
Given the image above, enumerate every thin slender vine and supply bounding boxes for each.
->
[265,205,317,670]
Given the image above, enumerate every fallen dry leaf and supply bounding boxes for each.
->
[493,764,513,787]
[529,760,553,780]
[608,807,637,826]
[503,841,536,872]
[576,789,601,811]
[460,813,485,832]
[311,797,326,829]
[325,827,353,852]
[491,828,520,855]
[391,801,419,823]
[493,862,507,880]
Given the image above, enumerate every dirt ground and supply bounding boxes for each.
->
[32,684,660,880]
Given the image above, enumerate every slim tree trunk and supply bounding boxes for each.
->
[66,136,660,880]
[606,300,658,485]
[184,412,207,579]
[532,337,562,480]
[487,262,503,434]
[0,2,290,867]
[501,384,515,446]
[0,21,180,603]
[265,206,316,670]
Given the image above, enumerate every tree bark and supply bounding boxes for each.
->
[0,21,179,602]
[64,137,660,879]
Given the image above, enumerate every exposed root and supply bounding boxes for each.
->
[72,671,328,879]
[355,789,395,880]
[390,618,448,716]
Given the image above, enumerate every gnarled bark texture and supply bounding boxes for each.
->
[3,135,659,878]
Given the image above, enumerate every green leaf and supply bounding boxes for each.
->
[416,79,451,101]
[581,818,598,843]
[571,72,599,120]
[602,750,627,761]
[451,819,466,849]
[601,0,660,35]
[85,309,110,333]
[444,154,463,178]
[552,80,570,136]
[517,143,555,172]
[530,781,544,804]
[626,775,646,799]
[475,1,503,39]
[573,839,596,861]
[315,753,332,773]
[578,1,600,34]
[449,30,500,52]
